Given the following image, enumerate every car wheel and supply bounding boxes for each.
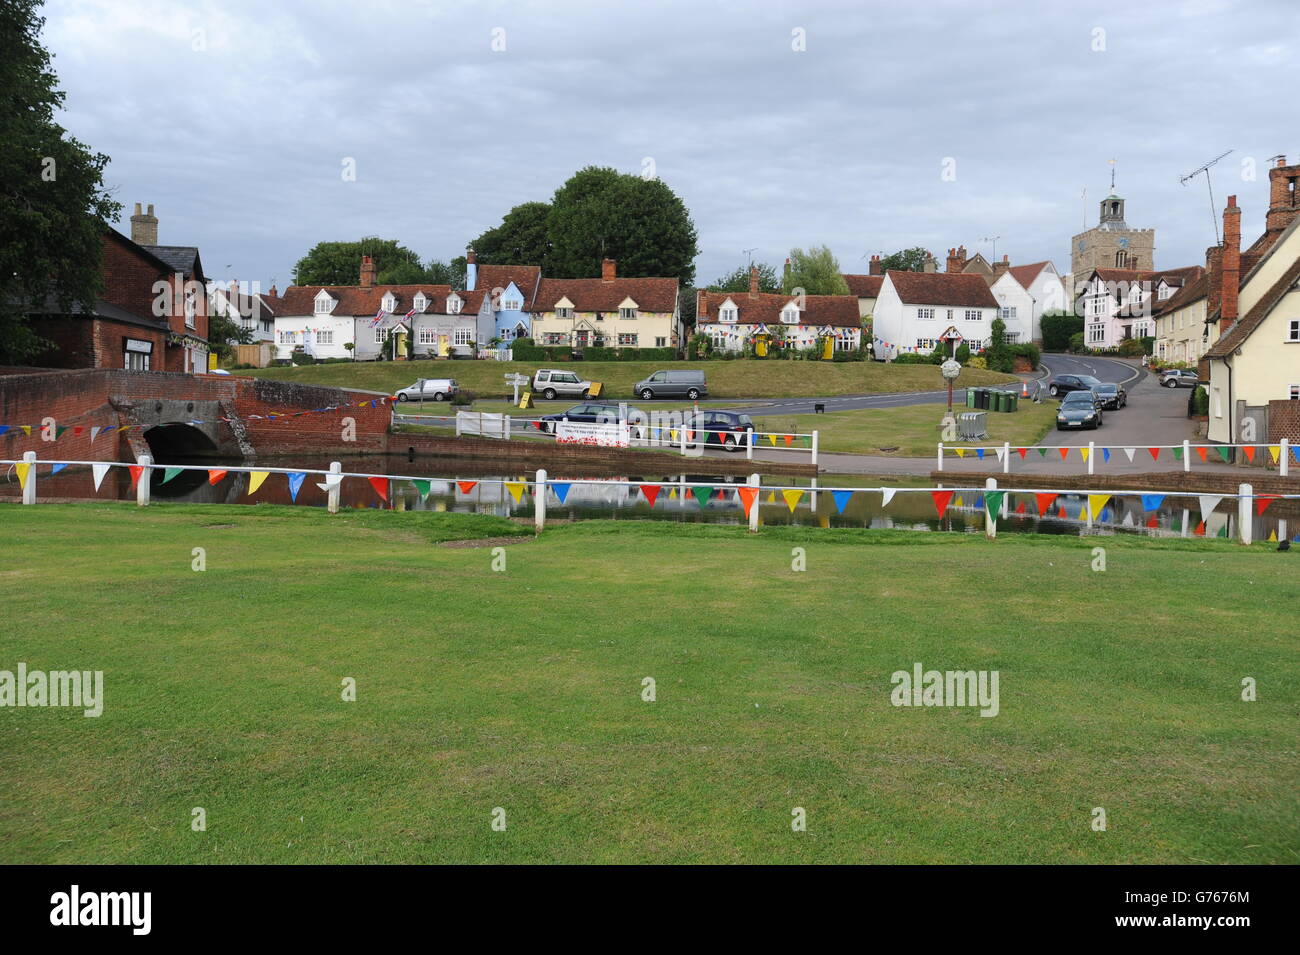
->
[434,393,445,401]
[1049,385,1059,397]
[397,394,408,402]
[1165,379,1179,388]
[640,389,654,400]
[544,388,557,400]
[687,388,701,400]
[581,390,589,399]
[724,436,739,452]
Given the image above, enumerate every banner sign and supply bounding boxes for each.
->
[555,421,629,448]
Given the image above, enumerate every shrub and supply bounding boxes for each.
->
[1011,342,1041,369]
[450,390,475,406]
[1068,332,1086,353]
[1192,385,1209,415]
[290,349,315,365]
[1041,310,1083,351]
[967,355,988,369]
[1117,337,1146,357]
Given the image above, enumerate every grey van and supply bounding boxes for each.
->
[635,369,707,400]
[394,378,459,401]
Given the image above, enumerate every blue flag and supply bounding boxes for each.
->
[1140,494,1165,511]
[287,472,306,502]
[1103,447,1111,462]
[551,482,571,504]
[831,490,854,514]
[975,448,985,460]
[51,462,67,474]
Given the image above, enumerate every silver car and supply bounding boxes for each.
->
[1159,369,1200,388]
[532,368,593,400]
[394,378,458,402]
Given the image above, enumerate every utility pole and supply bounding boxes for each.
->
[1179,150,1234,245]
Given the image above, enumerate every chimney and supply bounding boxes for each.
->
[465,246,477,291]
[992,254,1010,277]
[1220,195,1241,331]
[130,202,158,246]
[1266,155,1300,234]
[922,253,937,273]
[748,265,760,296]
[360,255,376,288]
[601,258,616,282]
[946,247,965,273]
[783,257,792,285]
[268,285,278,299]
[869,254,883,276]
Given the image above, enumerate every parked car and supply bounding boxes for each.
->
[394,378,459,401]
[535,402,645,435]
[1092,382,1127,409]
[1056,390,1104,430]
[531,368,593,400]
[634,369,708,400]
[1159,368,1200,388]
[1046,374,1102,398]
[685,410,755,451]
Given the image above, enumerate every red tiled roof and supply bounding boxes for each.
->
[276,284,455,317]
[1006,261,1051,288]
[1205,254,1300,359]
[842,274,884,298]
[1152,273,1208,316]
[474,264,541,308]
[695,290,861,327]
[530,276,678,314]
[884,270,999,308]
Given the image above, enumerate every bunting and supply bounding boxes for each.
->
[1016,447,1028,458]
[91,463,110,492]
[736,486,757,515]
[1148,447,1160,461]
[457,480,477,494]
[693,486,715,508]
[1195,446,1208,462]
[1242,446,1256,463]
[410,479,431,500]
[128,465,145,489]
[248,471,269,495]
[1034,493,1057,516]
[931,490,954,517]
[1087,494,1111,521]
[14,461,30,489]
[369,476,390,502]
[781,489,803,512]
[880,488,897,508]
[1217,446,1231,463]
[1254,494,1279,516]
[208,469,228,485]
[1080,447,1090,463]
[162,467,183,484]
[1198,495,1222,521]
[1268,445,1281,464]
[640,484,661,508]
[287,472,306,502]
[984,491,1005,518]
[1140,494,1165,511]
[1058,447,1069,460]
[1102,448,1111,463]
[550,482,571,504]
[1122,447,1135,462]
[831,489,854,514]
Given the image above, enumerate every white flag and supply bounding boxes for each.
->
[90,426,101,443]
[1122,447,1135,462]
[881,487,897,507]
[91,463,111,492]
[1198,495,1223,521]
[995,446,1006,462]
[324,472,343,487]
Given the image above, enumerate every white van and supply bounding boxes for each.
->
[394,378,459,402]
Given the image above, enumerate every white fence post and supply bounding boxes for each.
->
[679,425,687,456]
[327,461,341,514]
[984,477,997,540]
[535,469,547,532]
[937,442,944,472]
[136,453,152,507]
[1282,438,1290,477]
[746,427,754,461]
[748,473,761,533]
[811,431,819,468]
[1183,439,1191,473]
[1238,482,1252,545]
[1087,441,1095,476]
[1002,441,1010,475]
[504,414,511,441]
[21,450,36,505]
[455,413,462,437]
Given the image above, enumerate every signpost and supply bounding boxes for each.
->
[505,373,529,404]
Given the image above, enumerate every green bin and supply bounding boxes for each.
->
[1005,392,1018,412]
[990,390,1003,413]
[965,387,975,408]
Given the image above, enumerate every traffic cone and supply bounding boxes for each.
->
[1020,380,1030,398]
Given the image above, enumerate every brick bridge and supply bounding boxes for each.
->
[0,367,391,466]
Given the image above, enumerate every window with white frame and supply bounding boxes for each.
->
[1088,324,1105,344]
[543,332,565,345]
[780,306,799,324]
[502,297,522,310]
[413,293,427,312]
[184,289,196,328]
[1288,318,1300,342]
[314,294,334,314]
[719,307,738,323]
[1004,331,1020,344]
[555,306,572,319]
[453,328,474,346]
[1158,285,1172,300]
[316,329,333,345]
[618,333,638,346]
[447,296,461,315]
[835,332,854,350]
[915,338,938,350]
[946,309,954,321]
[999,306,1017,319]
[964,309,980,321]
[381,293,396,312]
[619,306,636,320]
[375,327,389,344]
[917,307,935,320]
[418,328,437,344]
[1090,297,1106,317]
[655,337,667,347]
[278,330,296,344]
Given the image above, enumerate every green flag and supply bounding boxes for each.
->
[1037,447,1048,458]
[411,479,431,500]
[1217,446,1231,463]
[692,486,714,508]
[162,467,183,483]
[984,491,1005,518]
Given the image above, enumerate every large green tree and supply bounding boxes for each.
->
[878,247,934,273]
[546,167,698,285]
[0,0,122,363]
[292,238,422,286]
[470,201,551,266]
[782,245,850,296]
[709,262,781,293]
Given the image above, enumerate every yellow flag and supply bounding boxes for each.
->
[20,425,31,436]
[782,489,804,512]
[766,490,776,503]
[1269,445,1281,464]
[768,434,777,446]
[1268,529,1277,542]
[15,462,30,489]
[1080,447,1091,462]
[669,429,677,441]
[1087,494,1110,520]
[954,448,966,458]
[954,495,963,506]
[248,471,269,495]
[669,488,677,499]
[505,481,526,503]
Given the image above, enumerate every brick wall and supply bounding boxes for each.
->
[1268,400,1300,443]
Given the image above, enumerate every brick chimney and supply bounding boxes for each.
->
[922,253,937,273]
[783,257,792,285]
[1220,195,1241,331]
[992,254,1010,277]
[360,255,376,288]
[130,202,158,246]
[946,246,967,273]
[869,254,883,276]
[1266,156,1300,234]
[268,285,278,299]
[748,265,760,297]
[601,258,616,282]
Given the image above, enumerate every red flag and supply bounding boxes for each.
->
[931,490,954,517]
[1034,493,1057,516]
[207,469,228,485]
[1146,517,1159,529]
[783,434,794,447]
[1196,446,1208,462]
[1255,494,1279,516]
[1016,447,1028,458]
[73,426,84,436]
[368,476,389,501]
[737,486,758,515]
[1148,447,1160,460]
[457,481,478,494]
[1015,502,1026,515]
[1194,521,1206,536]
[1058,447,1069,460]
[639,484,661,507]
[1243,446,1256,463]
[128,465,144,488]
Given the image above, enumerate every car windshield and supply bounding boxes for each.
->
[1094,384,1117,393]
[1062,392,1095,405]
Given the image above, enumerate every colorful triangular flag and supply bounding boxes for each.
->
[831,489,853,514]
[550,482,571,504]
[737,486,757,515]
[411,478,431,500]
[640,484,661,507]
[1198,495,1222,521]
[1087,494,1111,521]
[14,461,30,489]
[931,490,954,517]
[208,469,228,485]
[128,465,144,489]
[162,467,184,484]
[457,480,477,494]
[287,472,306,501]
[248,470,269,495]
[1140,493,1165,511]
[370,476,391,502]
[984,491,1005,517]
[1034,493,1057,516]
[91,463,110,492]
[781,488,803,512]
[693,486,715,508]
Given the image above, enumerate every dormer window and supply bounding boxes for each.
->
[447,295,462,315]
[1157,284,1172,300]
[413,293,427,312]
[619,306,636,320]
[556,306,573,319]
[381,292,397,313]
[780,304,800,324]
[719,306,737,323]
[314,291,335,314]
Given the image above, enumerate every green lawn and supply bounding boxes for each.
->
[2,503,1295,864]
[755,400,1058,456]
[238,359,1019,400]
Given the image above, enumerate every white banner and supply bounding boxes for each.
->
[456,411,510,440]
[555,420,630,448]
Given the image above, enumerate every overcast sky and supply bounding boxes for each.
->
[41,0,1298,291]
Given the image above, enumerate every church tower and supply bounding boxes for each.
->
[1070,173,1155,276]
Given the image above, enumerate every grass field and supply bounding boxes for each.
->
[239,359,1019,399]
[754,400,1059,456]
[2,503,1296,864]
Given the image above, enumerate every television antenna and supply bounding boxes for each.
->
[980,235,1001,260]
[742,247,757,267]
[1179,149,1233,245]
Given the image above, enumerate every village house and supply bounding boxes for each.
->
[25,203,209,373]
[1074,264,1204,348]
[1203,156,1300,449]
[529,259,680,352]
[696,267,861,354]
[870,270,1000,358]
[207,280,277,366]
[464,250,541,344]
[842,256,886,318]
[273,256,482,362]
